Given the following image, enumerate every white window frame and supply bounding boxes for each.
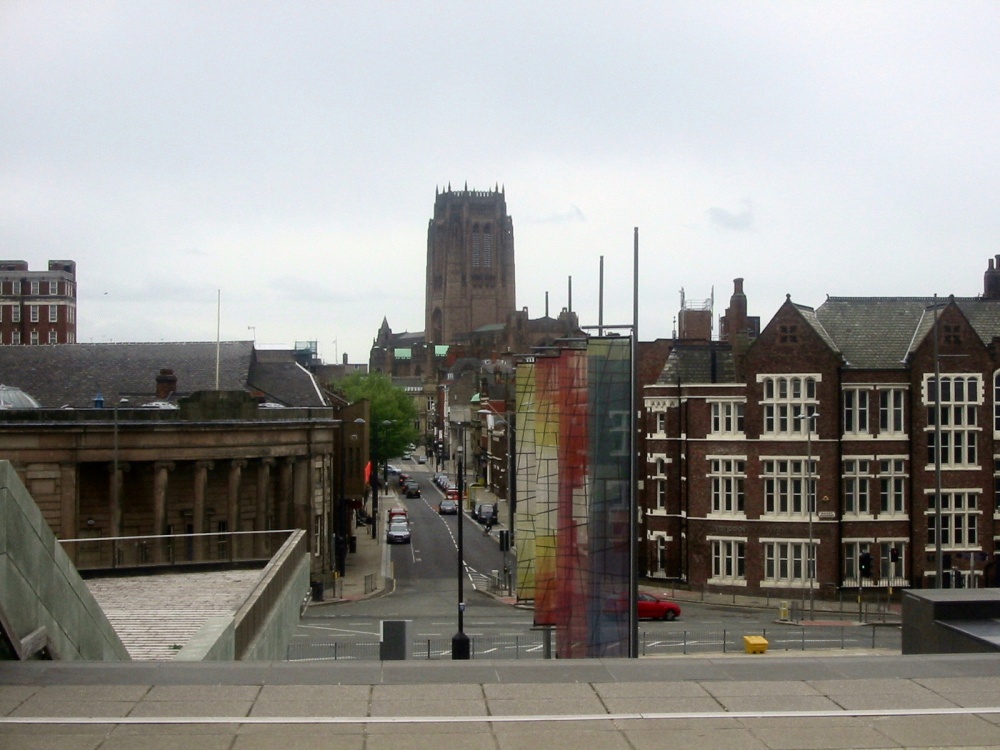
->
[843,388,870,436]
[879,387,906,436]
[842,458,872,517]
[709,400,745,436]
[12,330,20,345]
[29,280,38,295]
[12,306,20,323]
[925,490,980,551]
[12,281,20,295]
[878,457,908,517]
[29,330,38,345]
[762,539,816,587]
[29,305,38,323]
[708,457,746,516]
[48,280,57,295]
[708,537,747,585]
[48,304,58,323]
[925,374,981,468]
[759,374,819,437]
[762,458,817,518]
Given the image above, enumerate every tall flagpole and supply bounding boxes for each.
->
[630,227,639,658]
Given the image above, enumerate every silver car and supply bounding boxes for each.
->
[386,519,411,544]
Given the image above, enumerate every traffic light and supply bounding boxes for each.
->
[859,550,873,578]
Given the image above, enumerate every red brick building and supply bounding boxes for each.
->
[0,260,77,345]
[644,258,1000,598]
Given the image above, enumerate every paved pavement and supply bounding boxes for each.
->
[13,480,995,748]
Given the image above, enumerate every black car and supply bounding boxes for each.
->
[474,502,495,524]
[404,481,421,498]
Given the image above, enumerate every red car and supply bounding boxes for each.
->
[636,592,681,621]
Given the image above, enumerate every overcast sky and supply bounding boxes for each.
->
[4,2,1000,364]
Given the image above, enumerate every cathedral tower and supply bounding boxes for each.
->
[425,184,516,345]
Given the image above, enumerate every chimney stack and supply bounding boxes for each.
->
[155,369,178,400]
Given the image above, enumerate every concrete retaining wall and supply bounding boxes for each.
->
[0,461,130,660]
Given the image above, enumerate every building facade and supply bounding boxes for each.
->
[644,258,1000,598]
[0,260,77,345]
[424,185,516,346]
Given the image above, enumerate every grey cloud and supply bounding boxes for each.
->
[709,201,754,231]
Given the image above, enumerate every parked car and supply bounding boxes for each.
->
[437,499,458,515]
[445,488,460,503]
[404,481,420,498]
[387,507,408,524]
[417,455,427,464]
[637,592,681,620]
[473,502,495,524]
[401,453,412,461]
[386,518,411,544]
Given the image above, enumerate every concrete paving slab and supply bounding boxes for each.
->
[0,731,108,750]
[0,686,37,715]
[248,699,371,717]
[10,698,135,717]
[713,694,843,713]
[257,684,372,702]
[366,733,495,750]
[127,699,254,717]
[483,682,597,700]
[493,726,633,750]
[99,733,238,750]
[623,726,769,750]
[486,697,608,716]
[601,696,724,713]
[701,679,823,697]
[234,730,364,750]
[592,680,712,698]
[142,684,260,702]
[742,720,895,750]
[371,682,482,700]
[871,713,1000,747]
[370,699,488,717]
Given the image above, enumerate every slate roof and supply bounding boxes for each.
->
[656,343,736,385]
[815,296,1000,369]
[0,341,327,408]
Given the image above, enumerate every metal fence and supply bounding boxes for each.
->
[286,625,900,661]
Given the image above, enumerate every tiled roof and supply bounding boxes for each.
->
[657,344,736,385]
[814,297,1000,369]
[0,341,327,408]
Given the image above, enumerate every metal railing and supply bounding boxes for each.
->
[286,625,900,661]
[60,530,294,572]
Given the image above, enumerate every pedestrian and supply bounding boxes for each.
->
[483,514,494,535]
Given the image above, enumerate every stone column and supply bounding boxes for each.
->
[278,458,294,530]
[152,461,174,563]
[293,456,310,549]
[108,462,130,539]
[227,459,246,560]
[255,458,274,556]
[193,460,213,562]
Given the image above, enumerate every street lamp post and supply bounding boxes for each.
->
[336,417,366,576]
[370,419,393,539]
[452,434,470,660]
[799,411,819,621]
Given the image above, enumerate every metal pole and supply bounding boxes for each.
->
[452,428,470,659]
[336,422,346,575]
[807,415,815,621]
[629,227,639,658]
[933,295,943,587]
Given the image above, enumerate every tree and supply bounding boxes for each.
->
[335,372,419,461]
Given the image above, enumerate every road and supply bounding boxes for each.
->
[292,459,901,658]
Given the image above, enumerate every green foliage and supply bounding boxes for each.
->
[337,372,419,459]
